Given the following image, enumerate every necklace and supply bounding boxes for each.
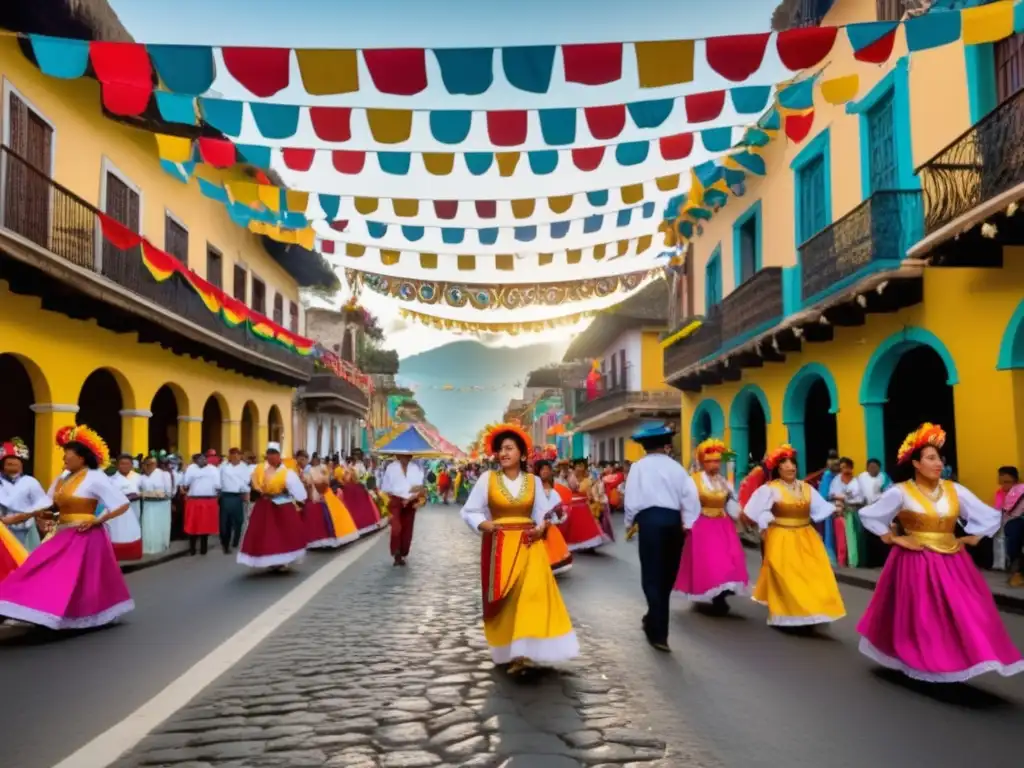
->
[912,479,943,501]
[782,479,802,494]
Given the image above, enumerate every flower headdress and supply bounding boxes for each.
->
[55,424,111,470]
[897,423,945,465]
[764,444,797,471]
[484,422,533,456]
[0,437,30,462]
[695,438,729,464]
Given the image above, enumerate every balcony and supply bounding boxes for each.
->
[0,146,312,385]
[663,312,722,382]
[301,372,369,414]
[918,86,1024,241]
[720,267,784,349]
[799,190,923,305]
[573,368,679,428]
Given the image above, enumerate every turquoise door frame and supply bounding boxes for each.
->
[728,384,772,478]
[690,398,726,449]
[781,362,840,477]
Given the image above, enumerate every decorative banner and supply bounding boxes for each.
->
[95,212,315,355]
[160,126,738,177]
[319,234,655,271]
[319,202,657,245]
[347,268,652,310]
[399,308,598,335]
[21,4,1017,103]
[399,379,524,392]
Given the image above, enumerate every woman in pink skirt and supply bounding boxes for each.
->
[674,438,749,614]
[0,425,134,630]
[857,423,1024,682]
[238,442,309,570]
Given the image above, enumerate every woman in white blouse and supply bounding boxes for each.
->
[110,454,144,561]
[140,455,173,554]
[856,423,1023,682]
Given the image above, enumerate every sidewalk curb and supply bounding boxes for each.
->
[738,536,1024,615]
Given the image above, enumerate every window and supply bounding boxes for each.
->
[3,90,54,251]
[598,440,606,463]
[866,92,898,192]
[875,0,910,22]
[610,352,618,390]
[289,300,299,332]
[251,276,266,315]
[206,245,222,288]
[102,165,141,270]
[164,215,188,264]
[619,349,626,388]
[732,200,761,288]
[273,293,284,325]
[797,156,828,242]
[995,34,1024,104]
[233,265,247,303]
[704,248,723,310]
[617,437,625,461]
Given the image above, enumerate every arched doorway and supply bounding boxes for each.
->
[782,363,839,477]
[78,368,129,456]
[999,299,1024,463]
[729,385,770,479]
[149,385,183,455]
[201,394,226,454]
[860,327,959,474]
[268,405,285,447]
[0,354,42,475]
[241,401,258,455]
[689,399,725,452]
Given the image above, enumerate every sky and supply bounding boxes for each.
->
[108,0,782,357]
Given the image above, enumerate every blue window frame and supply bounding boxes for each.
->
[791,128,832,248]
[867,92,897,191]
[705,246,722,311]
[731,200,762,289]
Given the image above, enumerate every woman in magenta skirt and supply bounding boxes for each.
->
[0,425,134,630]
[238,443,308,570]
[674,438,749,614]
[857,423,1023,682]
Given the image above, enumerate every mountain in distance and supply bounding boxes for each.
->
[398,340,568,448]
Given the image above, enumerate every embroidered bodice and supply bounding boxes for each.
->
[55,471,97,523]
[769,480,812,526]
[694,472,728,517]
[486,471,535,520]
[897,480,961,554]
[253,464,289,496]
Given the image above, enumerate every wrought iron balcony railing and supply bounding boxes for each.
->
[917,85,1024,234]
[574,388,679,425]
[303,372,369,410]
[720,267,784,347]
[0,146,312,377]
[663,311,723,378]
[799,190,923,305]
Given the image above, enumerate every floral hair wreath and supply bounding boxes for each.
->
[896,423,946,465]
[764,444,797,471]
[484,422,533,457]
[55,424,111,470]
[1,437,30,461]
[695,438,729,464]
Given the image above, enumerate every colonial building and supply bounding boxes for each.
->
[663,0,1024,490]
[0,2,337,485]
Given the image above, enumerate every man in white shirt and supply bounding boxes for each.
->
[181,453,221,555]
[624,423,700,653]
[381,454,426,566]
[0,438,48,550]
[219,447,251,554]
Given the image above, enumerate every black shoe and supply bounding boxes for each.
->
[641,614,649,629]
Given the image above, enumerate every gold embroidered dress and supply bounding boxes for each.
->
[744,480,846,626]
[460,470,580,664]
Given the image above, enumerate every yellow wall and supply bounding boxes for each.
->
[680,261,1024,494]
[1,281,294,487]
[639,329,671,390]
[0,38,301,309]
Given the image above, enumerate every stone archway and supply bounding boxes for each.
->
[78,367,134,456]
[782,362,839,477]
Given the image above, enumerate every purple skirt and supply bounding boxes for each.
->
[598,503,615,543]
[857,546,1024,682]
[675,514,749,602]
[0,527,133,630]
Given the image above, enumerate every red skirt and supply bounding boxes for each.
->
[184,498,219,536]
[237,497,307,569]
[111,539,143,562]
[342,483,381,534]
[558,496,606,551]
[301,500,335,549]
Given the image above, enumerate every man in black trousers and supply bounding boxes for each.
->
[624,423,699,652]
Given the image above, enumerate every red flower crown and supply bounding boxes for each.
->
[897,423,945,465]
[764,444,797,471]
[484,422,533,457]
[695,438,728,463]
[55,424,111,470]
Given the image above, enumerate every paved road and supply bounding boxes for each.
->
[4,508,1024,767]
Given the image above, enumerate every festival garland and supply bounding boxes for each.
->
[96,213,316,356]
[398,307,597,335]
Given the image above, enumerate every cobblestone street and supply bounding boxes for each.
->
[112,508,676,768]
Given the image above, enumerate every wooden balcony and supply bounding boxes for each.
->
[300,372,369,414]
[720,267,784,349]
[663,312,722,383]
[574,373,679,429]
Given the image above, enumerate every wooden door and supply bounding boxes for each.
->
[103,172,140,275]
[4,92,53,250]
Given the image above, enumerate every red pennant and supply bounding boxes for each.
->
[571,146,605,172]
[309,107,352,142]
[562,43,623,85]
[434,200,459,219]
[659,133,695,161]
[475,200,497,219]
[684,91,727,123]
[486,111,528,147]
[89,42,153,116]
[282,148,316,172]
[853,29,898,64]
[363,49,428,95]
[98,212,143,250]
[222,47,290,97]
[583,105,626,140]
[331,151,366,174]
[329,220,349,232]
[705,32,771,82]
[141,241,182,277]
[320,240,336,254]
[776,26,839,70]
[197,138,236,168]
[254,170,272,186]
[785,111,815,143]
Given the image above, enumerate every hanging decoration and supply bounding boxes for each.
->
[316,348,374,393]
[398,308,597,335]
[19,2,1017,104]
[320,234,655,273]
[347,268,651,309]
[400,379,524,392]
[96,213,315,355]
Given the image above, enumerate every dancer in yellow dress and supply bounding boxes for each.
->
[740,444,845,628]
[460,423,580,675]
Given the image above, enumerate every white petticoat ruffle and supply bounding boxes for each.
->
[0,598,135,630]
[566,534,605,552]
[858,637,1024,683]
[676,581,749,604]
[490,630,580,665]
[236,548,306,568]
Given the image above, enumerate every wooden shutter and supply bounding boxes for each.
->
[995,34,1024,104]
[206,246,223,288]
[289,301,299,332]
[273,293,284,325]
[4,92,53,251]
[233,265,247,302]
[165,216,188,264]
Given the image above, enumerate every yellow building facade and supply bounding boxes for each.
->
[0,36,334,486]
[664,0,1024,494]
